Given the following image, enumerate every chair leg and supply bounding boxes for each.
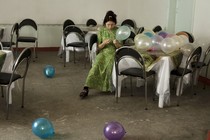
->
[6,87,10,120]
[63,49,66,67]
[73,48,76,64]
[1,87,4,97]
[130,77,133,96]
[116,75,119,103]
[145,80,148,110]
[35,41,38,58]
[21,79,25,108]
[203,66,209,89]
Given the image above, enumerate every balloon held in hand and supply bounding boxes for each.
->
[116,25,131,41]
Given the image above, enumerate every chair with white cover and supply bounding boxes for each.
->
[63,25,88,67]
[115,47,155,110]
[0,47,32,119]
[191,45,210,90]
[171,46,202,106]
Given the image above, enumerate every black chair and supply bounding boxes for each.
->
[171,46,202,106]
[1,23,18,50]
[137,27,144,34]
[0,47,32,119]
[63,25,88,67]
[63,19,75,30]
[86,19,97,27]
[115,47,155,110]
[191,45,210,90]
[121,19,136,29]
[88,33,97,66]
[123,31,135,46]
[152,25,162,33]
[176,31,194,43]
[16,19,38,60]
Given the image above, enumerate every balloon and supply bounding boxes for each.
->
[158,31,168,38]
[104,121,126,140]
[134,34,152,50]
[116,26,131,41]
[180,43,195,56]
[44,65,55,78]
[179,35,189,45]
[149,35,163,51]
[143,30,155,38]
[160,38,176,54]
[171,35,183,50]
[32,118,55,139]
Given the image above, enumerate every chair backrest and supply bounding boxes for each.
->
[121,19,135,29]
[153,25,162,33]
[89,34,97,51]
[13,47,32,79]
[137,27,144,34]
[115,47,146,77]
[184,46,202,72]
[86,19,97,27]
[10,23,18,44]
[18,19,37,31]
[63,19,75,30]
[203,45,210,66]
[63,25,85,39]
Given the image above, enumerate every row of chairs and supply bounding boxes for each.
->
[0,19,38,60]
[114,45,210,110]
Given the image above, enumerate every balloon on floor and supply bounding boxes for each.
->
[43,65,55,78]
[103,121,126,140]
[32,118,55,139]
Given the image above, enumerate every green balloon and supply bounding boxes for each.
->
[116,26,131,41]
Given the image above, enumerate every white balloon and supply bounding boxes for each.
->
[134,34,152,50]
[160,38,176,54]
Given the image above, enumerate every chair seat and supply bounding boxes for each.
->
[17,36,37,42]
[191,61,206,68]
[67,42,88,48]
[0,72,21,85]
[1,42,15,47]
[171,68,192,76]
[121,68,155,78]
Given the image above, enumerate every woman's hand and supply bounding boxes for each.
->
[113,39,122,48]
[98,39,111,49]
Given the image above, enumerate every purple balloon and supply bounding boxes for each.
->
[158,31,168,38]
[104,121,126,140]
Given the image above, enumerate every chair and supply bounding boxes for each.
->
[16,18,38,60]
[137,27,144,34]
[176,31,194,43]
[1,23,18,50]
[191,45,210,90]
[63,25,88,67]
[88,33,97,66]
[121,19,136,29]
[115,47,155,110]
[171,46,202,106]
[152,25,162,33]
[123,31,135,46]
[63,19,75,30]
[0,47,32,119]
[86,19,97,27]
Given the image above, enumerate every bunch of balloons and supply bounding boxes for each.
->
[134,29,191,54]
[116,25,131,41]
[32,118,55,139]
[103,121,126,140]
[43,65,55,78]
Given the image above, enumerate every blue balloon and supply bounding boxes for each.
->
[44,65,55,78]
[32,118,55,139]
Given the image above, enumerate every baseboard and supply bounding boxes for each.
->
[198,76,210,86]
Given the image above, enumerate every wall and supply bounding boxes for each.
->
[0,0,169,47]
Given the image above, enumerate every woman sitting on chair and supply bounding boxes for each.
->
[79,10,122,99]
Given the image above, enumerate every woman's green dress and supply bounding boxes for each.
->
[85,26,118,92]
